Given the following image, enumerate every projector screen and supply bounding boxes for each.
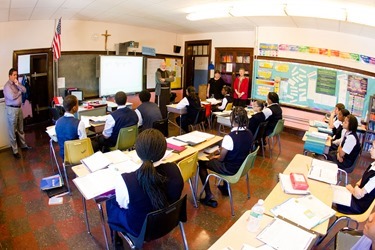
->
[99,56,143,96]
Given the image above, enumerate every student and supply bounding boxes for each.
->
[326,114,361,171]
[55,95,87,159]
[351,212,375,249]
[336,140,375,215]
[329,103,345,135]
[175,86,201,133]
[106,129,184,238]
[98,91,138,152]
[330,108,350,151]
[198,107,253,208]
[207,70,226,99]
[135,90,162,130]
[248,100,266,136]
[215,86,233,111]
[262,92,282,136]
[233,68,249,107]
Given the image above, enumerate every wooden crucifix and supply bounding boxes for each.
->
[101,30,111,51]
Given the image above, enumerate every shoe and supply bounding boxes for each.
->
[13,153,21,159]
[199,197,218,208]
[217,185,229,196]
[21,145,32,150]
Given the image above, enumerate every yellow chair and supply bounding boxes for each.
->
[109,125,138,151]
[267,118,284,158]
[224,102,233,111]
[177,152,199,208]
[199,146,259,216]
[63,138,94,194]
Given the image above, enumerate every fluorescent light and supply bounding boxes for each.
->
[347,7,375,27]
[230,4,286,17]
[285,4,346,21]
[186,9,230,21]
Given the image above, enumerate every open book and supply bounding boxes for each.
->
[174,131,215,146]
[279,173,310,195]
[81,151,112,172]
[308,159,338,185]
[271,195,336,230]
[257,217,317,250]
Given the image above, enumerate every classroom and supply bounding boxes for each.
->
[1,0,375,249]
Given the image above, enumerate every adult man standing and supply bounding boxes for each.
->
[4,68,31,158]
[155,60,175,118]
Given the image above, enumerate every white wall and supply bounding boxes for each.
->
[0,20,183,87]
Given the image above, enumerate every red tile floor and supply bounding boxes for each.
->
[0,121,371,250]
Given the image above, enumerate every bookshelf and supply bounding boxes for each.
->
[215,47,254,96]
[363,95,375,152]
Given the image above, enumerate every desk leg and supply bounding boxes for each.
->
[82,196,91,235]
[167,112,182,134]
[97,203,110,250]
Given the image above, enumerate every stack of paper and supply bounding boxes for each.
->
[309,120,328,128]
[46,126,57,142]
[279,174,310,195]
[318,127,333,135]
[271,195,336,230]
[331,185,352,206]
[308,159,338,185]
[306,131,328,140]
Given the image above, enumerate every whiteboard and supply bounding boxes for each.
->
[99,56,143,96]
[147,58,164,89]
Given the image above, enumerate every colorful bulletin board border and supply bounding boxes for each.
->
[259,43,375,66]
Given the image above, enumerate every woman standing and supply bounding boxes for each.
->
[207,70,226,99]
[233,68,249,107]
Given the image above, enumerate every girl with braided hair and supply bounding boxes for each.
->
[106,129,184,237]
[198,106,253,208]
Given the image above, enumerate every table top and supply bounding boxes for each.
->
[263,154,333,235]
[208,211,274,250]
[167,104,187,115]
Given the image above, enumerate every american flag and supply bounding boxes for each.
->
[52,18,62,61]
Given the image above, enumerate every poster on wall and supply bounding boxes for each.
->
[347,75,367,97]
[316,69,337,96]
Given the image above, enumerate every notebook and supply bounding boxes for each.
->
[40,174,63,190]
[308,159,338,185]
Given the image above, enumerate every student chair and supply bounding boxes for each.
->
[109,125,138,151]
[188,108,206,132]
[204,103,212,129]
[199,147,259,216]
[152,118,169,137]
[63,138,94,194]
[177,152,199,208]
[252,121,268,158]
[224,102,233,111]
[267,119,285,158]
[111,195,188,250]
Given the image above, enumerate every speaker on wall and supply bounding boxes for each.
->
[173,45,181,53]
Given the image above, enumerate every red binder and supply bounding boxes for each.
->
[290,173,309,190]
[167,143,186,153]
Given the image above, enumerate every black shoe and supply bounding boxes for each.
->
[199,197,218,208]
[218,185,229,196]
[21,145,32,150]
[13,153,21,159]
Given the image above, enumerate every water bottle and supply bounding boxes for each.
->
[247,199,265,232]
[101,96,106,104]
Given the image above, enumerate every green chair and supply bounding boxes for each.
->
[177,151,199,208]
[109,125,138,151]
[267,118,284,158]
[199,146,259,216]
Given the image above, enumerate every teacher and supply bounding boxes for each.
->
[155,60,175,118]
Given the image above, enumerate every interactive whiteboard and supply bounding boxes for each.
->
[99,56,143,96]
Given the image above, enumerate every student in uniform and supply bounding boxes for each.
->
[198,107,253,208]
[175,86,201,133]
[330,108,350,151]
[326,114,361,171]
[106,129,184,240]
[135,90,162,131]
[329,103,345,135]
[248,100,266,136]
[262,92,282,136]
[335,140,375,215]
[214,86,233,111]
[55,95,87,160]
[98,91,138,152]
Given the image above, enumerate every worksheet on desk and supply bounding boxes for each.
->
[308,159,338,185]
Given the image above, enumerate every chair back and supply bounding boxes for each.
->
[336,198,375,223]
[110,125,138,151]
[225,146,259,184]
[49,106,64,124]
[345,144,362,174]
[268,119,284,137]
[204,103,212,118]
[64,138,94,165]
[152,118,169,137]
[252,121,268,150]
[225,102,233,111]
[177,152,198,182]
[123,195,187,249]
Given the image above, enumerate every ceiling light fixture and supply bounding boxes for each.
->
[186,8,231,21]
[230,4,286,17]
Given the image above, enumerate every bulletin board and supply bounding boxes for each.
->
[146,56,182,89]
[252,59,375,120]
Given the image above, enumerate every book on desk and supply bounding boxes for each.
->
[308,159,338,185]
[174,131,215,146]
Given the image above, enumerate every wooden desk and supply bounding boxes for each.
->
[209,211,273,250]
[167,104,187,135]
[263,154,333,235]
[215,109,253,134]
